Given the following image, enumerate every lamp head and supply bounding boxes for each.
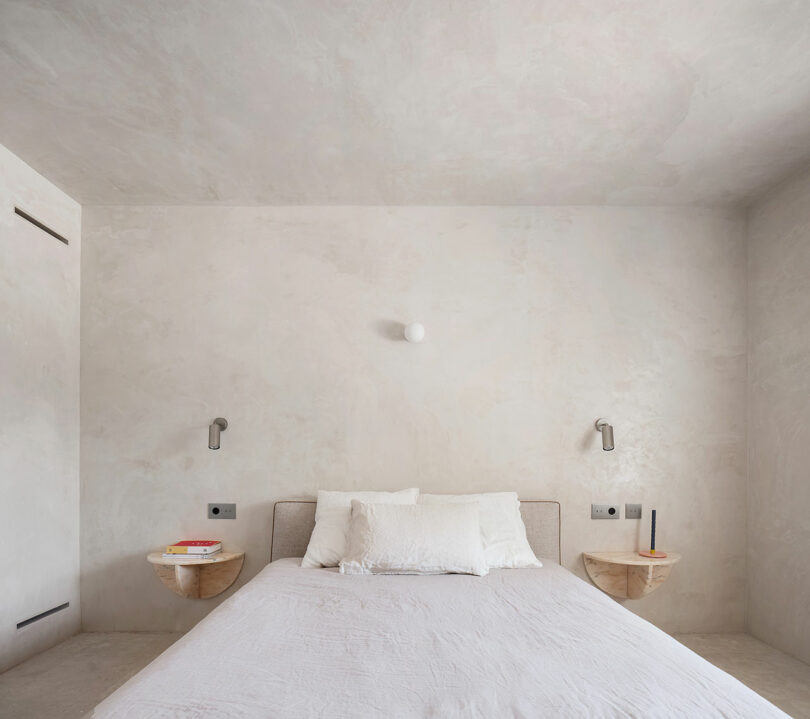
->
[208,418,228,450]
[404,322,425,343]
[595,418,614,451]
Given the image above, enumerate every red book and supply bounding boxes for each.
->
[165,540,222,554]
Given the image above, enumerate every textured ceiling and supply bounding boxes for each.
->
[2,1,810,206]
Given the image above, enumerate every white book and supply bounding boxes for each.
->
[162,550,222,559]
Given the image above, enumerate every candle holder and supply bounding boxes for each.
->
[639,508,668,558]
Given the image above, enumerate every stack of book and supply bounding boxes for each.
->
[163,540,222,559]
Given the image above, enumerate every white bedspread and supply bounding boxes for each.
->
[93,559,788,718]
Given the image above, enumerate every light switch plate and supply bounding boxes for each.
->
[625,503,642,519]
[591,503,620,519]
[208,503,236,519]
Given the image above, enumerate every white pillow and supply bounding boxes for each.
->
[419,492,541,568]
[339,501,489,576]
[301,488,419,567]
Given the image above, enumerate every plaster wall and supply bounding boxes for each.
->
[747,168,810,663]
[80,205,747,633]
[0,144,81,671]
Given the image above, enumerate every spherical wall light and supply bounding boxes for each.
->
[404,322,425,343]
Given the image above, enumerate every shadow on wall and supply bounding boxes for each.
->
[579,427,598,452]
[372,320,406,341]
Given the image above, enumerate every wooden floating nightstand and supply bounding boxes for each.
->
[147,551,245,599]
[583,551,681,599]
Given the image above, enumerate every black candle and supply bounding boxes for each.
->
[651,509,657,553]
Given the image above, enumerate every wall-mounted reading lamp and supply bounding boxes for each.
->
[208,418,228,450]
[595,418,614,451]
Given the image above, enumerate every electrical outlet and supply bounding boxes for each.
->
[208,503,236,519]
[625,503,642,519]
[591,503,620,519]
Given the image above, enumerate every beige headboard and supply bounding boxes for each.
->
[270,499,561,564]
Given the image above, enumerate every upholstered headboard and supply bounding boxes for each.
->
[270,499,561,564]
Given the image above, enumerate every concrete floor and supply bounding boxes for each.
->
[0,632,182,719]
[0,632,808,718]
[674,633,810,719]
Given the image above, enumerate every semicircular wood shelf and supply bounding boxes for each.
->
[147,551,245,599]
[583,551,681,599]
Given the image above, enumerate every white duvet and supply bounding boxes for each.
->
[93,559,788,718]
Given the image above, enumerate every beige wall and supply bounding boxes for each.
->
[747,169,810,664]
[80,205,747,634]
[0,144,81,671]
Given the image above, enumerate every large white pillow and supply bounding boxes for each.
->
[339,501,489,576]
[301,488,419,567]
[419,492,541,568]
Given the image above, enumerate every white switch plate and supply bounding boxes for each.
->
[591,503,620,519]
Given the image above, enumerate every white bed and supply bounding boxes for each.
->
[92,501,787,718]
